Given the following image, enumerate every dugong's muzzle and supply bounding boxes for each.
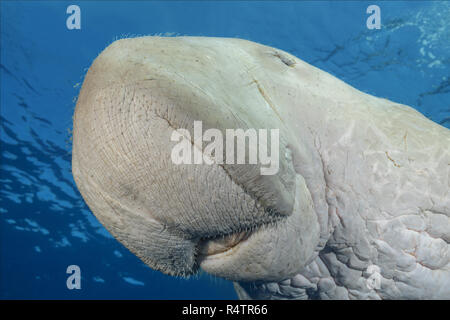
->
[72,36,322,281]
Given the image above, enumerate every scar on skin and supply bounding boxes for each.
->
[403,131,408,152]
[385,151,401,168]
[250,78,283,122]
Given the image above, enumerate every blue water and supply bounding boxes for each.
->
[1,1,449,299]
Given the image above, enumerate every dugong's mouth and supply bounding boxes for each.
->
[198,229,253,257]
[196,222,273,277]
[196,213,286,262]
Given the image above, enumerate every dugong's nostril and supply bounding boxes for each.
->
[272,51,297,67]
[198,229,253,257]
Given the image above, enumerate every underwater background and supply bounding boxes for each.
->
[1,1,449,299]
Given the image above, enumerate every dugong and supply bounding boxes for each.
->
[72,36,450,299]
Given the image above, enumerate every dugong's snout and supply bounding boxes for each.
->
[72,36,321,280]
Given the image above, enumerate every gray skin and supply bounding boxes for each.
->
[72,36,450,299]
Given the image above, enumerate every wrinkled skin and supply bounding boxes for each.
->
[72,36,450,299]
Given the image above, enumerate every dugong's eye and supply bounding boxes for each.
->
[272,51,296,67]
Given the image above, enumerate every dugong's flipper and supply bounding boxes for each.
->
[72,36,450,299]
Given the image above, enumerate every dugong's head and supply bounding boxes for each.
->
[72,36,323,283]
